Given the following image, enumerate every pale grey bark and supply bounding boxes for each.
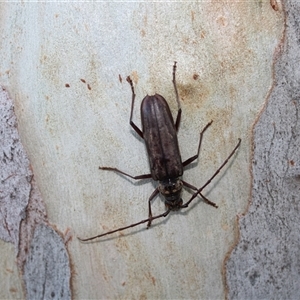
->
[226,1,300,299]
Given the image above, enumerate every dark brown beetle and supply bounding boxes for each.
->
[78,62,241,241]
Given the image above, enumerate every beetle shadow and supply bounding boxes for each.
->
[130,128,144,143]
[183,160,198,172]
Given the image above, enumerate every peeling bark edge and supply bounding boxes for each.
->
[24,224,71,300]
[223,3,287,298]
[223,2,287,293]
[225,0,300,299]
[0,88,72,299]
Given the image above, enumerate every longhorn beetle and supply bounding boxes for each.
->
[78,62,241,241]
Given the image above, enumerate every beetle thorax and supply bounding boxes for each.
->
[158,178,183,210]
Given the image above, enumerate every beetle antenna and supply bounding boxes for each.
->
[172,61,181,111]
[78,209,171,242]
[182,138,241,208]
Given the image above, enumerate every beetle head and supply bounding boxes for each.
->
[158,178,183,210]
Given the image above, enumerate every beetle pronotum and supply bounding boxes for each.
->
[78,62,241,241]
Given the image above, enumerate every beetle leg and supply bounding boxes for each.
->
[182,120,213,167]
[175,108,182,132]
[172,61,182,132]
[126,76,144,139]
[147,188,160,228]
[99,167,152,180]
[182,138,241,208]
[181,180,217,208]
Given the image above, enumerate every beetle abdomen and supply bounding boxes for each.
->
[141,94,183,181]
